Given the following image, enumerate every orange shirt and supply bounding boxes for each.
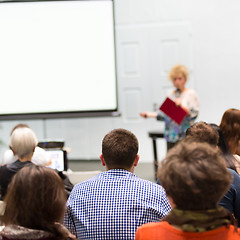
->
[135,221,240,240]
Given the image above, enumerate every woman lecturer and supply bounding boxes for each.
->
[140,64,199,150]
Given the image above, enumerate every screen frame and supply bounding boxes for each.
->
[0,0,119,120]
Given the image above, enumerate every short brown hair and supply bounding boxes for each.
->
[102,128,138,169]
[185,121,219,146]
[220,108,240,154]
[159,141,232,210]
[168,64,189,82]
[2,165,67,237]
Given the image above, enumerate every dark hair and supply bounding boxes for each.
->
[102,128,138,169]
[185,121,219,146]
[2,165,68,238]
[159,141,232,210]
[220,108,240,154]
[210,123,237,172]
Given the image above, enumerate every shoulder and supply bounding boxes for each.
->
[184,88,198,96]
[228,168,240,189]
[166,89,175,97]
[135,222,170,239]
[2,225,55,240]
[3,150,16,165]
[228,168,240,181]
[133,177,171,208]
[135,177,166,191]
[137,221,163,230]
[69,172,167,198]
[0,164,10,173]
[32,147,49,166]
[68,173,102,194]
[136,223,240,239]
[216,225,240,238]
[0,165,8,180]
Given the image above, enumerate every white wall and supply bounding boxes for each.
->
[0,0,239,163]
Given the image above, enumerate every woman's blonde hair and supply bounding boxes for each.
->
[168,64,189,82]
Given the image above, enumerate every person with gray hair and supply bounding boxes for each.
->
[0,127,37,199]
[3,123,49,166]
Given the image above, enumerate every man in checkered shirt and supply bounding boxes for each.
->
[64,128,171,240]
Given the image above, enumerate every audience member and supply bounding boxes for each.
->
[0,127,37,199]
[185,121,240,226]
[220,109,240,173]
[2,124,73,198]
[210,123,237,172]
[64,128,171,240]
[185,121,219,146]
[135,141,239,240]
[3,124,50,166]
[1,165,76,240]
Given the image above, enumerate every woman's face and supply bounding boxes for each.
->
[172,73,186,91]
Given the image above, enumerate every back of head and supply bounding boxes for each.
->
[168,64,189,81]
[10,123,30,136]
[209,123,229,154]
[185,121,219,146]
[102,128,138,169]
[2,165,66,233]
[209,123,237,172]
[159,141,232,210]
[220,108,240,154]
[10,127,38,159]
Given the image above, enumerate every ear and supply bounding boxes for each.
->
[168,196,176,208]
[12,149,16,155]
[100,154,106,166]
[133,154,139,167]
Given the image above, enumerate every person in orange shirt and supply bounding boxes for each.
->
[135,141,240,240]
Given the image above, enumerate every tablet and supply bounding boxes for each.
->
[45,149,66,172]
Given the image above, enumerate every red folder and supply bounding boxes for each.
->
[159,97,188,125]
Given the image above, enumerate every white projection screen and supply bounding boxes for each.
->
[0,0,118,119]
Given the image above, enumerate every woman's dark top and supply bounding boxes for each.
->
[0,160,33,199]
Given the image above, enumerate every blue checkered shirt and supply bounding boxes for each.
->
[64,169,171,240]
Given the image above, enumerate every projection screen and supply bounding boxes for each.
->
[0,0,118,119]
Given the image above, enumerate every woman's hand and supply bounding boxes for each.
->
[175,98,182,106]
[140,112,157,118]
[174,98,189,114]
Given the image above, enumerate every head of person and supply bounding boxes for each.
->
[2,165,66,234]
[10,123,30,136]
[209,123,229,153]
[100,128,139,171]
[168,64,189,91]
[209,123,237,172]
[219,108,240,155]
[159,141,232,210]
[9,127,38,160]
[185,121,219,147]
